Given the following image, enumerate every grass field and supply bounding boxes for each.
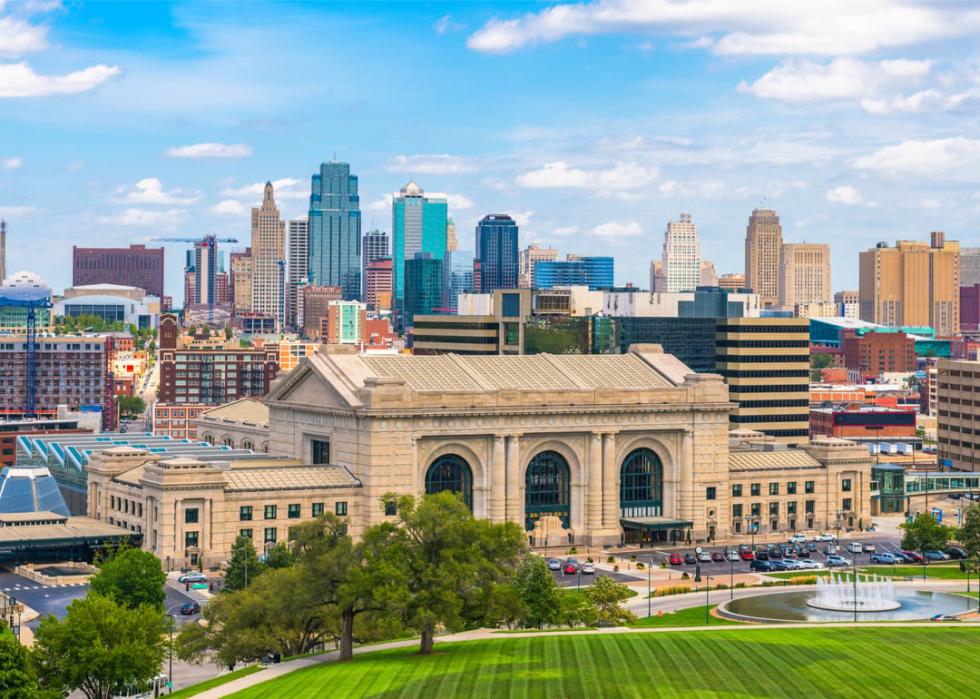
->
[861,564,969,580]
[168,666,262,698]
[229,628,980,698]
[630,605,739,627]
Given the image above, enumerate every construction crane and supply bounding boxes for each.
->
[149,237,239,244]
[0,282,53,418]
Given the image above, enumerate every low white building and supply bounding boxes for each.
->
[54,284,160,329]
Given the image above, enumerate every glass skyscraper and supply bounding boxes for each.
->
[403,252,444,329]
[475,214,519,292]
[533,256,614,290]
[308,161,361,300]
[444,249,474,314]
[392,181,447,308]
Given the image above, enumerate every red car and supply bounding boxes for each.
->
[563,559,579,574]
[739,549,755,561]
[901,550,924,563]
[669,553,683,566]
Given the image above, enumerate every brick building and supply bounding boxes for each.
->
[962,284,980,333]
[810,406,917,440]
[302,285,343,339]
[841,330,916,382]
[72,244,165,298]
[936,359,980,471]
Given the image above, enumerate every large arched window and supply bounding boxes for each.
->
[525,450,571,531]
[241,440,254,451]
[424,454,473,509]
[620,448,663,518]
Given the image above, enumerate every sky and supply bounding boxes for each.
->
[2,0,980,303]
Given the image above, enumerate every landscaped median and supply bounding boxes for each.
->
[167,666,263,699]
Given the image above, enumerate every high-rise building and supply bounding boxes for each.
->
[661,212,701,292]
[324,300,366,344]
[744,209,783,307]
[230,249,252,313]
[534,256,614,290]
[250,182,286,327]
[858,232,960,337]
[365,258,393,312]
[361,229,389,301]
[718,273,746,291]
[445,249,474,314]
[302,285,344,338]
[937,358,980,471]
[0,219,6,284]
[961,247,980,287]
[519,243,558,288]
[286,219,309,331]
[309,161,361,300]
[403,253,444,328]
[446,218,458,253]
[72,244,165,298]
[476,215,519,293]
[392,181,447,308]
[834,290,859,319]
[700,260,718,287]
[778,242,831,308]
[962,285,980,333]
[194,237,217,305]
[650,261,666,292]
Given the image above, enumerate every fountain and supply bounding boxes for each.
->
[806,573,901,612]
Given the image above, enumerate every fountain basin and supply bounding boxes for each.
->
[720,589,970,623]
[805,598,901,612]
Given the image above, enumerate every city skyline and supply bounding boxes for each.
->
[3,2,980,302]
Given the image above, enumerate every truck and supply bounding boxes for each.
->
[896,443,913,455]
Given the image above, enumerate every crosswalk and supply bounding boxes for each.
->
[1,582,88,592]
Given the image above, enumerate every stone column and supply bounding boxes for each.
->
[588,432,603,532]
[601,432,618,530]
[679,429,694,525]
[506,435,523,529]
[492,435,506,522]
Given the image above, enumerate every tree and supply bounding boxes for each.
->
[958,503,980,559]
[224,327,233,340]
[368,492,524,654]
[585,576,636,626]
[512,555,561,628]
[117,396,146,418]
[901,512,952,552]
[810,353,833,370]
[90,547,165,610]
[34,593,167,699]
[557,592,598,628]
[264,542,296,569]
[0,624,44,699]
[223,535,264,592]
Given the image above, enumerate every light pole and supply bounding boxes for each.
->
[705,575,712,625]
[729,552,734,601]
[647,563,651,618]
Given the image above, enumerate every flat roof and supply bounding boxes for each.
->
[620,517,694,531]
[0,516,134,544]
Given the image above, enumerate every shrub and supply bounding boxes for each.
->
[586,557,594,563]
[790,575,818,586]
[653,585,690,597]
[568,547,578,555]
[660,560,668,569]
[606,556,615,564]
[681,572,690,580]
[630,555,637,562]
[715,583,727,590]
[734,582,747,589]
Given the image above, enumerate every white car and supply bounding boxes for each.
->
[781,559,803,570]
[697,551,711,562]
[813,533,837,542]
[581,563,595,575]
[788,533,807,544]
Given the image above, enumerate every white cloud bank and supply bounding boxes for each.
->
[166,143,253,159]
[119,178,200,205]
[825,185,862,205]
[517,161,658,190]
[0,62,120,98]
[387,154,477,174]
[592,221,642,240]
[853,137,980,177]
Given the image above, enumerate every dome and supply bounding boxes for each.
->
[0,465,70,516]
[400,180,423,196]
[3,270,47,289]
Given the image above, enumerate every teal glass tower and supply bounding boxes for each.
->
[392,181,447,310]
[308,161,361,300]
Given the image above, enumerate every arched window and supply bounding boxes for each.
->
[241,440,254,451]
[525,450,570,531]
[222,437,234,447]
[620,448,663,518]
[424,454,473,509]
[202,433,214,445]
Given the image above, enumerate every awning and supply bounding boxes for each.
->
[620,517,694,531]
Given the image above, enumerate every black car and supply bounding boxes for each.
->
[806,542,818,552]
[946,546,968,560]
[750,559,772,572]
[179,602,201,616]
[796,547,810,558]
[711,552,726,563]
[768,560,789,571]
[754,550,769,561]
[684,553,697,564]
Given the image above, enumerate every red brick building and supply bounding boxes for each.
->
[841,330,916,381]
[365,258,393,311]
[810,406,917,439]
[962,284,980,332]
[72,244,165,298]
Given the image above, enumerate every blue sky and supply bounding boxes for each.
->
[2,0,980,303]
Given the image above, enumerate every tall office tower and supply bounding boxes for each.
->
[392,180,447,308]
[403,253,444,328]
[250,182,286,325]
[834,290,859,319]
[475,214,519,293]
[700,260,718,287]
[215,271,230,305]
[534,256,614,290]
[718,273,745,290]
[519,243,558,288]
[72,243,165,298]
[858,232,960,337]
[661,212,701,292]
[778,242,831,308]
[446,218,458,252]
[444,249,474,313]
[194,237,217,305]
[230,249,252,313]
[286,218,309,330]
[744,208,783,307]
[961,247,980,287]
[361,229,389,300]
[0,219,6,284]
[364,257,393,311]
[309,161,361,300]
[649,260,666,292]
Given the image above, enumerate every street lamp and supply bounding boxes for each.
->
[705,575,712,625]
[729,551,735,601]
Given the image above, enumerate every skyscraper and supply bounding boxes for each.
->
[475,214,519,293]
[444,249,474,313]
[519,243,558,288]
[661,212,701,293]
[778,243,831,308]
[194,237,217,305]
[309,161,361,300]
[404,253,444,328]
[0,220,6,284]
[446,218,458,252]
[250,182,286,325]
[286,218,309,331]
[858,233,960,337]
[230,249,252,313]
[365,258,393,312]
[392,180,447,307]
[361,229,389,300]
[744,208,783,307]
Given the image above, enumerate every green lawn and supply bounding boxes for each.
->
[228,628,980,698]
[168,665,262,698]
[630,605,740,628]
[859,564,970,580]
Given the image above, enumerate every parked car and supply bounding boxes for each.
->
[813,532,837,542]
[862,543,876,553]
[768,560,789,571]
[870,552,898,564]
[946,546,968,560]
[697,551,712,562]
[669,553,683,566]
[824,545,839,556]
[179,602,201,616]
[806,542,818,552]
[547,558,562,571]
[564,559,580,574]
[892,551,913,563]
[925,550,950,561]
[684,553,697,565]
[781,559,802,570]
[796,547,811,558]
[726,549,740,562]
[581,563,595,575]
[826,555,852,567]
[750,559,773,572]
[797,560,821,570]
[788,533,807,544]
[754,550,769,561]
[178,572,208,584]
[930,614,961,622]
[739,549,755,561]
[900,550,924,563]
[711,552,726,563]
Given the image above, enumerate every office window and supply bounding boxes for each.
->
[184,507,199,524]
[264,505,277,520]
[705,487,717,501]
[842,478,852,492]
[264,527,277,544]
[769,502,779,516]
[805,500,815,514]
[239,528,253,539]
[843,498,852,511]
[240,506,253,521]
[335,501,348,516]
[732,504,743,519]
[787,482,797,495]
[732,484,742,497]
[184,531,199,548]
[750,483,761,497]
[288,503,301,519]
[311,439,330,465]
[384,500,396,516]
[312,502,324,517]
[750,503,761,517]
[805,481,815,494]
[769,483,779,496]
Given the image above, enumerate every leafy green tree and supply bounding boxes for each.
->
[810,353,833,370]
[557,592,598,628]
[901,512,952,552]
[0,623,45,699]
[223,535,264,592]
[513,555,561,628]
[90,547,165,610]
[585,576,636,626]
[34,593,167,699]
[367,492,524,654]
[264,542,296,569]
[117,396,146,417]
[957,503,980,559]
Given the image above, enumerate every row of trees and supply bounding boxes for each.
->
[901,502,980,556]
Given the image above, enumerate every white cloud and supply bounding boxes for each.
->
[825,185,863,205]
[387,154,477,174]
[550,225,579,237]
[0,62,120,98]
[119,178,200,205]
[920,197,942,209]
[434,15,466,35]
[97,208,185,227]
[0,16,49,57]
[211,199,249,216]
[517,161,658,190]
[854,137,980,177]
[467,1,977,56]
[369,193,393,212]
[165,143,253,159]
[511,211,535,228]
[592,221,642,240]
[0,205,37,217]
[221,177,307,200]
[446,193,473,211]
[1,156,22,170]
